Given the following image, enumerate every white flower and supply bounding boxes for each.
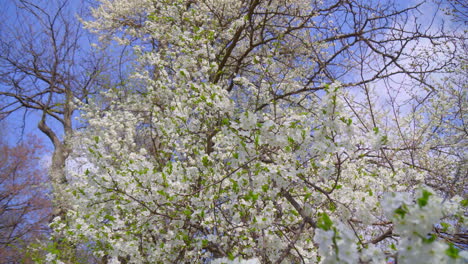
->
[381,192,412,218]
[46,253,56,262]
[314,228,335,258]
[211,257,260,264]
[239,111,257,130]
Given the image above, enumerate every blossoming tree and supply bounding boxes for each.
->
[50,0,466,263]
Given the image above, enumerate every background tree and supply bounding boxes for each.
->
[440,0,468,24]
[0,124,52,264]
[0,0,113,217]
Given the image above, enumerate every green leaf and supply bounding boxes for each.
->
[394,205,409,218]
[441,222,450,232]
[445,243,460,258]
[460,199,468,207]
[183,209,192,217]
[161,173,168,187]
[202,239,209,248]
[222,118,230,125]
[104,214,116,222]
[317,212,333,231]
[230,179,239,193]
[381,135,388,145]
[202,156,210,167]
[422,234,436,243]
[417,190,432,208]
[244,190,259,202]
[228,252,235,261]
